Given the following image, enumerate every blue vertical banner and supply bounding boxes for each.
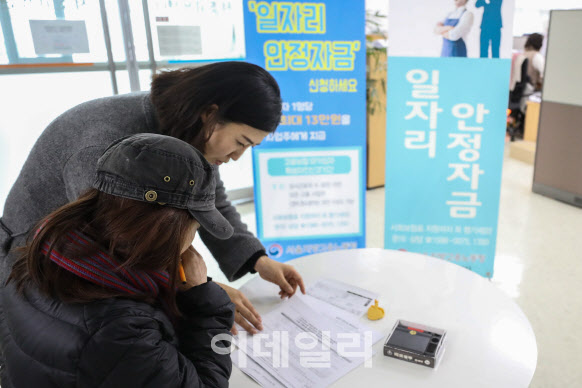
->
[385,0,515,277]
[244,0,366,262]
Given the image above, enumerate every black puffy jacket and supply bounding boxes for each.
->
[0,280,235,387]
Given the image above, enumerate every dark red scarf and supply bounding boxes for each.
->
[41,230,171,297]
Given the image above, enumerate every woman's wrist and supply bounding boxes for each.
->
[254,255,270,273]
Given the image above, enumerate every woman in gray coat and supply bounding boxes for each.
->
[0,61,305,334]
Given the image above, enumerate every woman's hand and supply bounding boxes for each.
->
[435,24,454,36]
[434,22,445,34]
[441,25,454,37]
[215,282,263,335]
[255,256,306,299]
[178,246,207,291]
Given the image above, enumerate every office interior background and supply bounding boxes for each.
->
[1,0,581,386]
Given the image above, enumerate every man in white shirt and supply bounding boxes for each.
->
[435,0,475,57]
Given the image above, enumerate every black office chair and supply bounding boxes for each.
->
[507,57,530,141]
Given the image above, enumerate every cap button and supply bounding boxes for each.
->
[145,190,158,202]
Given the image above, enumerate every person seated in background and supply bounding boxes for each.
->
[507,33,545,139]
[0,134,235,387]
[523,33,545,92]
[510,33,545,111]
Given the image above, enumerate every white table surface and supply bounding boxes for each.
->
[230,248,537,388]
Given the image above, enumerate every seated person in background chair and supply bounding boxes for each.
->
[507,33,545,139]
[510,33,545,111]
[0,134,235,387]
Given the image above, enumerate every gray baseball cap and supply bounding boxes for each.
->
[93,134,234,240]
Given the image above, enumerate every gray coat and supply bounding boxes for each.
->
[0,92,264,284]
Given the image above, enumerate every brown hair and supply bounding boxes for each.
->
[9,189,196,317]
[150,61,282,152]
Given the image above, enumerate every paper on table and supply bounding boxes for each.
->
[307,278,380,316]
[232,351,285,387]
[232,295,383,388]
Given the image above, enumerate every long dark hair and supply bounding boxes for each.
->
[150,61,282,151]
[9,189,195,317]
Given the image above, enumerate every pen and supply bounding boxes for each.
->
[179,262,187,284]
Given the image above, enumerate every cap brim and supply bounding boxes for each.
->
[188,208,234,240]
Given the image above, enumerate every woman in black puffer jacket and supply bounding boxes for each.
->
[0,134,235,387]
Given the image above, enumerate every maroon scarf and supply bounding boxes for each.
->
[41,230,171,297]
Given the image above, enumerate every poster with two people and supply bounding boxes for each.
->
[385,0,515,277]
[390,0,514,59]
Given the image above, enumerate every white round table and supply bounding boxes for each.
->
[230,248,537,387]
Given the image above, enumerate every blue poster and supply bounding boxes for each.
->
[385,0,515,278]
[244,0,366,262]
[384,57,509,277]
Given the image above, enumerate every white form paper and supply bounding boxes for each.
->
[307,278,379,316]
[232,295,383,388]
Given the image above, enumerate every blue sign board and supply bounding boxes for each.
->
[384,57,510,277]
[244,0,366,262]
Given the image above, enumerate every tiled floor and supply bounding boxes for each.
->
[199,147,582,387]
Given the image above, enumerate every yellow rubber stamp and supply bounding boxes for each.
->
[367,299,385,320]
